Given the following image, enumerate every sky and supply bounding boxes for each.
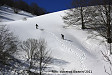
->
[22,0,72,12]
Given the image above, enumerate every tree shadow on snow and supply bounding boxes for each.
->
[18,13,33,17]
[0,15,14,21]
[50,58,69,66]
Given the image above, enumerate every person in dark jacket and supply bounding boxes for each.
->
[36,24,38,29]
[61,34,64,40]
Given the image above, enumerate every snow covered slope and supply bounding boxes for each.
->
[0,5,34,22]
[0,6,109,75]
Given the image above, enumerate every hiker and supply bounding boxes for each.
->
[61,34,64,40]
[36,24,38,29]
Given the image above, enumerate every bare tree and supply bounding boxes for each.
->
[20,38,51,75]
[35,39,51,75]
[87,0,112,42]
[0,25,19,71]
[84,0,112,53]
[20,38,39,75]
[101,50,112,75]
[63,0,89,29]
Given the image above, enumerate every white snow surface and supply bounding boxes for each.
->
[0,5,34,22]
[0,6,110,75]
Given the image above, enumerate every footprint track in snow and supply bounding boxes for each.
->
[44,30,87,70]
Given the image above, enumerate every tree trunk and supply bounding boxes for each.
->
[28,58,32,75]
[107,3,111,43]
[80,7,85,29]
[39,58,42,75]
[40,49,42,75]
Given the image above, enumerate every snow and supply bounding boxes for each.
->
[0,5,34,22]
[0,6,110,75]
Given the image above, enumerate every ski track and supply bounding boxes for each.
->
[65,33,96,59]
[43,29,99,75]
[44,29,87,71]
